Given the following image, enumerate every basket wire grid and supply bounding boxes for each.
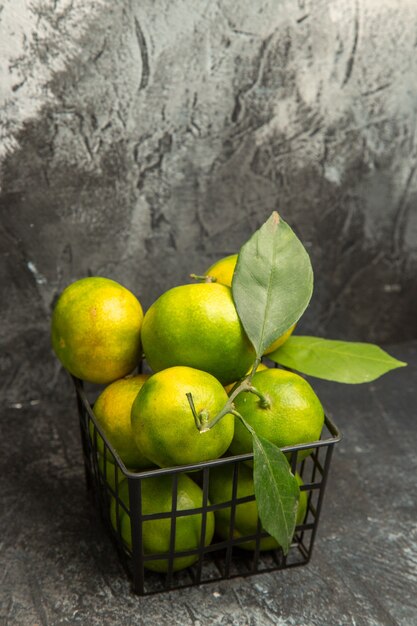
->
[74,372,341,596]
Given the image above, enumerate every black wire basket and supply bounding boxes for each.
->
[74,373,341,596]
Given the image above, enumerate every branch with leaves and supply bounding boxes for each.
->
[187,211,406,554]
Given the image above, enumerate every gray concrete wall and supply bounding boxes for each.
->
[1,0,416,403]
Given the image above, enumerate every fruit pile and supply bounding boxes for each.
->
[51,213,405,573]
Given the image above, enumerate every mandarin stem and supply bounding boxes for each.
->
[198,402,236,433]
[247,385,271,409]
[188,356,263,433]
[186,392,201,429]
[189,274,217,283]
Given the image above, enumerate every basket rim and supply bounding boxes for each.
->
[73,375,342,480]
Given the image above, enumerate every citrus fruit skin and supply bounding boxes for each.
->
[131,366,234,468]
[208,464,307,550]
[229,368,324,460]
[92,374,153,469]
[110,474,215,572]
[51,277,143,384]
[263,324,296,354]
[204,254,295,355]
[141,283,255,385]
[205,254,237,287]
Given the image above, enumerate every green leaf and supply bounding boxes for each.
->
[237,413,300,554]
[232,212,313,357]
[253,433,300,554]
[269,336,407,383]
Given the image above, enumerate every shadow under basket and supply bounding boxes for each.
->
[74,375,341,596]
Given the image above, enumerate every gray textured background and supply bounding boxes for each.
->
[1,0,417,405]
[1,4,417,624]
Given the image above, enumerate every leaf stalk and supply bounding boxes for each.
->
[187,357,262,433]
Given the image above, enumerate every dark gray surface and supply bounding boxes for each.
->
[1,0,417,408]
[1,342,416,626]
